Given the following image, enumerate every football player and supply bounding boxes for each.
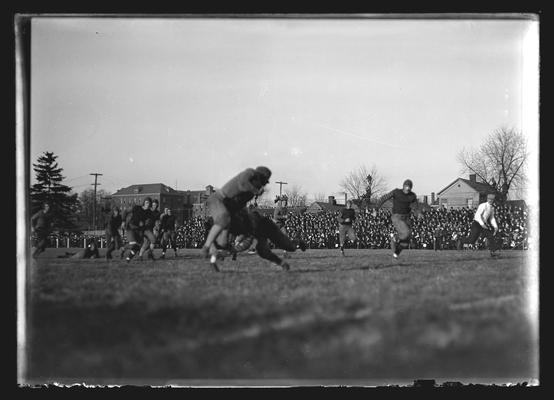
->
[338,200,357,256]
[457,193,500,257]
[31,202,53,258]
[121,197,151,262]
[138,198,161,260]
[373,179,423,259]
[105,206,123,260]
[212,207,306,272]
[159,207,178,259]
[273,194,289,258]
[201,166,272,264]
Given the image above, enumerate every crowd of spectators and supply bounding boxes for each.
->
[42,204,529,251]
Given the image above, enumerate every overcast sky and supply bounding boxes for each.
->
[30,16,538,202]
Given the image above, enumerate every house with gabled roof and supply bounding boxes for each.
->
[306,196,350,214]
[436,174,495,209]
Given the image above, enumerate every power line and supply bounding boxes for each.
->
[65,174,90,183]
[275,181,288,197]
[90,173,103,231]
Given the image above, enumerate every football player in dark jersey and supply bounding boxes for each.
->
[159,207,178,259]
[121,197,151,262]
[139,198,161,260]
[373,179,422,259]
[31,202,53,258]
[211,207,306,272]
[273,195,289,258]
[338,200,357,256]
[105,206,123,260]
[201,166,271,264]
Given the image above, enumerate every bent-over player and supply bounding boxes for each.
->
[201,166,272,263]
[215,208,307,272]
[458,193,500,257]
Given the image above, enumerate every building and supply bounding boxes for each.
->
[436,174,494,209]
[111,183,189,224]
[306,196,348,214]
[180,185,215,219]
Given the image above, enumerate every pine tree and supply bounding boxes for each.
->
[30,151,80,231]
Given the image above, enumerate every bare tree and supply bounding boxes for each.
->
[76,188,111,230]
[312,192,327,203]
[248,185,274,208]
[284,185,308,207]
[340,164,388,203]
[457,127,528,202]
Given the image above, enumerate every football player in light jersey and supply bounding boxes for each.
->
[458,193,500,257]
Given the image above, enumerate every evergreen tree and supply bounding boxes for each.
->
[30,151,80,231]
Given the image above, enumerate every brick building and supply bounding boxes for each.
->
[111,183,189,224]
[179,185,215,219]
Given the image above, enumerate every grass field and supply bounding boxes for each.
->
[23,247,538,386]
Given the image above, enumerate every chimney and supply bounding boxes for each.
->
[328,195,335,205]
[205,185,214,195]
[431,192,436,204]
[469,174,476,183]
[423,195,428,205]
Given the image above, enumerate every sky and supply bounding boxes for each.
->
[29,16,538,202]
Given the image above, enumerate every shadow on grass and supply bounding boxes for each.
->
[446,256,505,263]
[287,268,335,274]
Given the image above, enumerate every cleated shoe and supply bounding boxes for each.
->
[209,255,220,272]
[201,246,210,259]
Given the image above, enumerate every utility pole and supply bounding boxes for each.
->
[275,181,288,197]
[90,173,103,231]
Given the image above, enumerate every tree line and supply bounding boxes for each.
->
[30,127,528,231]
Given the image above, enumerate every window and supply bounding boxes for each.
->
[467,198,473,208]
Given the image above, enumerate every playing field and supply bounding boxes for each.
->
[22,248,538,386]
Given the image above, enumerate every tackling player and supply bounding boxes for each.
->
[201,166,272,262]
[215,208,307,272]
[373,179,422,259]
